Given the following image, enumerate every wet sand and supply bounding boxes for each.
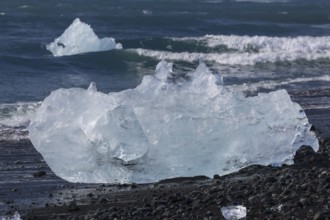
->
[0,89,330,219]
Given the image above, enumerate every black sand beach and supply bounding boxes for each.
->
[1,89,330,220]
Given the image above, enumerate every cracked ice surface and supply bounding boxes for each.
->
[28,61,318,183]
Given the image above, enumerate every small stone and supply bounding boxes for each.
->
[176,209,183,215]
[248,195,258,203]
[33,170,47,177]
[207,210,214,216]
[156,205,166,212]
[109,206,118,212]
[298,197,310,207]
[313,211,328,220]
[213,174,221,180]
[68,201,80,212]
[131,183,138,188]
[87,193,94,197]
[110,213,118,218]
[162,210,170,218]
[99,198,108,204]
[143,202,151,208]
[294,145,315,164]
[153,200,167,207]
[265,176,278,183]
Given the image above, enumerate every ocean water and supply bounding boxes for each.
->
[1,0,330,140]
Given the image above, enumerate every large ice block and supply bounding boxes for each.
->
[28,61,318,183]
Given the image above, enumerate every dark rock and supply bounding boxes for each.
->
[138,207,152,213]
[131,183,138,188]
[68,201,80,212]
[265,176,278,183]
[33,170,47,177]
[313,211,329,220]
[153,200,167,207]
[99,197,108,204]
[87,193,94,197]
[156,205,166,212]
[143,202,151,208]
[110,213,118,218]
[213,174,221,180]
[162,210,170,218]
[109,206,118,212]
[207,211,214,216]
[248,195,260,203]
[310,125,316,132]
[294,145,315,164]
[298,197,310,207]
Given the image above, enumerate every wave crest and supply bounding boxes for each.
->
[130,35,330,65]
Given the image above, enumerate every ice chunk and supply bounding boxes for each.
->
[221,206,247,220]
[46,18,122,57]
[89,106,149,163]
[1,211,22,220]
[28,61,318,183]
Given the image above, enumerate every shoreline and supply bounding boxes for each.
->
[0,137,329,219]
[1,90,330,219]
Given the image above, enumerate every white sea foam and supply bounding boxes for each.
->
[312,24,330,29]
[28,61,318,183]
[0,102,40,140]
[234,75,330,93]
[131,35,330,65]
[0,102,40,128]
[47,18,122,57]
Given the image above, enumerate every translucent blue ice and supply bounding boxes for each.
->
[28,61,318,183]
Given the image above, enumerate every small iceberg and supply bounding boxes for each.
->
[46,18,122,57]
[221,205,247,220]
[28,61,318,184]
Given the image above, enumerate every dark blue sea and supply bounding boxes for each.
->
[1,0,330,140]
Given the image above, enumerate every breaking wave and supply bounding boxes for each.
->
[234,75,330,93]
[129,35,330,65]
[0,102,40,140]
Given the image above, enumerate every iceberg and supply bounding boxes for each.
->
[28,61,318,183]
[46,18,122,57]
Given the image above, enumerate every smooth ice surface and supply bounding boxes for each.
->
[46,18,122,57]
[221,206,247,220]
[28,61,318,183]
